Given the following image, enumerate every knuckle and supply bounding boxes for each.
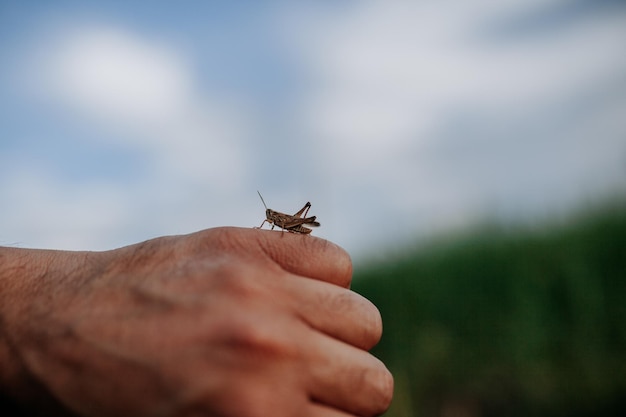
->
[194,227,238,251]
[360,298,384,345]
[344,294,383,349]
[211,263,263,301]
[226,318,295,358]
[364,364,395,415]
[326,290,384,349]
[377,367,395,411]
[312,239,353,287]
[190,227,257,261]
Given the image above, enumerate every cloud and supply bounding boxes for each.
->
[27,24,253,188]
[3,3,625,256]
[298,0,626,128]
[45,26,192,128]
[2,22,259,250]
[282,0,626,252]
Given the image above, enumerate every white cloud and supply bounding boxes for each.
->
[2,23,259,250]
[29,24,253,188]
[46,27,192,128]
[3,3,625,256]
[284,0,626,253]
[300,0,626,120]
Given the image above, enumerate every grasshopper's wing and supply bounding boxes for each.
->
[279,215,318,229]
[301,215,320,227]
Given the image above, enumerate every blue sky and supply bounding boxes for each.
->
[1,0,625,259]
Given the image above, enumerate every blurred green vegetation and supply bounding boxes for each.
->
[353,203,626,417]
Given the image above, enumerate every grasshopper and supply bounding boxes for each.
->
[255,191,320,234]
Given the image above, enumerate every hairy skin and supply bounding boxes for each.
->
[0,227,393,417]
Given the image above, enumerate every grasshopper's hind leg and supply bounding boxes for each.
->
[293,202,312,218]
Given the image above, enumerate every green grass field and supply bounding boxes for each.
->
[353,203,626,417]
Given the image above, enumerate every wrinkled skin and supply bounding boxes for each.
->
[0,227,393,417]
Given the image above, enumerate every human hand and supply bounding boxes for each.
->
[0,227,392,417]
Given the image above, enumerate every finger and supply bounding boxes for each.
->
[307,402,357,417]
[304,334,394,416]
[283,276,383,350]
[232,227,353,288]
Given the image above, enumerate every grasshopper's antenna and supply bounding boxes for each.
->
[257,190,268,210]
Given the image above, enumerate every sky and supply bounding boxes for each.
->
[1,0,625,260]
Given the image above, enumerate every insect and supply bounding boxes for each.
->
[255,191,320,234]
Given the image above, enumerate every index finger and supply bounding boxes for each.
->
[216,227,353,288]
[255,228,352,288]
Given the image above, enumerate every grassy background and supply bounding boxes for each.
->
[353,203,626,417]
